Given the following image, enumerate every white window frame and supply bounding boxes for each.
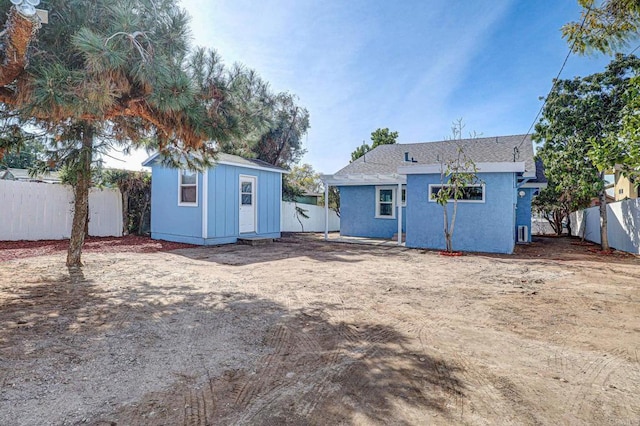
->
[427,183,485,203]
[375,186,396,219]
[401,185,407,207]
[178,169,198,207]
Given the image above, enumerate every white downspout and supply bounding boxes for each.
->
[397,182,402,245]
[202,169,208,241]
[324,183,329,241]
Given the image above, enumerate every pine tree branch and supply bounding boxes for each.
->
[0,9,40,87]
[0,87,17,104]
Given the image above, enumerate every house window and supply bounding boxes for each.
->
[179,170,198,206]
[428,184,485,203]
[401,185,407,206]
[376,186,396,218]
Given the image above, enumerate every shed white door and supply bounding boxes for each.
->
[239,175,256,233]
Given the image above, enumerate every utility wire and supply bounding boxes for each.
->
[516,6,592,151]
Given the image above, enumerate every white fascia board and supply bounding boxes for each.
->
[216,160,288,174]
[321,173,406,186]
[398,161,526,175]
[141,152,160,167]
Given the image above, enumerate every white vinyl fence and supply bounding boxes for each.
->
[0,180,123,241]
[281,201,340,233]
[570,198,640,254]
[531,217,559,235]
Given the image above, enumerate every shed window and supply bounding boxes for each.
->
[179,170,198,206]
[375,186,396,218]
[428,184,485,203]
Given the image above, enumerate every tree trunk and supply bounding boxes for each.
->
[272,107,298,166]
[448,200,459,252]
[581,210,588,241]
[598,176,610,250]
[84,204,90,236]
[138,199,149,235]
[443,202,451,252]
[66,125,93,267]
[121,189,129,235]
[566,213,572,237]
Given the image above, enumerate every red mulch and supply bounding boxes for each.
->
[0,235,197,262]
[570,241,595,246]
[439,251,464,257]
[586,248,615,255]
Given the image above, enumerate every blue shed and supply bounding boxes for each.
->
[142,153,285,245]
[322,135,546,254]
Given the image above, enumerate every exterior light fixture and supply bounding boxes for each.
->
[518,190,526,198]
[11,0,40,18]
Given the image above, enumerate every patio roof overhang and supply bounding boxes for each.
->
[321,173,406,186]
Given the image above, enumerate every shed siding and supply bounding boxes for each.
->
[405,172,516,254]
[150,166,203,243]
[150,163,281,245]
[338,185,406,239]
[206,164,281,239]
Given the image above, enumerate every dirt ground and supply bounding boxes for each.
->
[0,234,638,425]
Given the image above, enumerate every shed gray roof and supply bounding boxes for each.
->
[216,153,286,172]
[334,134,535,177]
[142,151,286,173]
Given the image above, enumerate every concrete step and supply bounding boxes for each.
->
[237,237,274,246]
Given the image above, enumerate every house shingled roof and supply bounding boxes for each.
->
[334,134,535,177]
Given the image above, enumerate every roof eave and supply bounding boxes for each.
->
[322,173,406,186]
[398,161,526,175]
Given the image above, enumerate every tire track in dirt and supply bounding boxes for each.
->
[206,316,329,422]
[415,321,467,415]
[208,306,415,424]
[419,308,548,423]
[231,317,342,423]
[492,375,543,425]
[446,346,502,420]
[231,324,291,409]
[183,387,208,426]
[566,348,634,421]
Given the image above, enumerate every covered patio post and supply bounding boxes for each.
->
[324,183,329,241]
[397,181,402,245]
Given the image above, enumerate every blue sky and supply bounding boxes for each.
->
[107,1,619,173]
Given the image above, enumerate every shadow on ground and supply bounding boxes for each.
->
[0,266,463,425]
[0,235,196,262]
[173,233,410,267]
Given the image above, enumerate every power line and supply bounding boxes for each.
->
[516,6,592,151]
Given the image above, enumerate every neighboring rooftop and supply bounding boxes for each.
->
[0,168,61,183]
[334,134,535,177]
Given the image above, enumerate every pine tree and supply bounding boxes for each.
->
[0,1,246,266]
